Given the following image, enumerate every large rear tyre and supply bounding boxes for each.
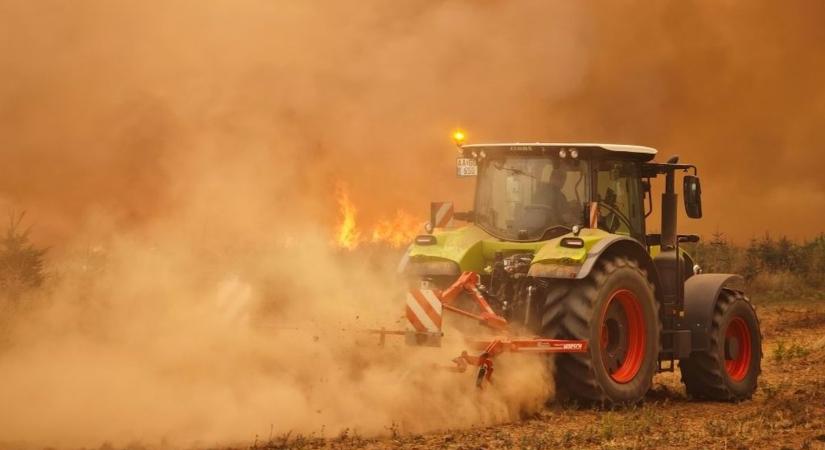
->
[679,290,762,400]
[542,256,660,405]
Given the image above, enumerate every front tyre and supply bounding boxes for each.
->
[679,290,762,400]
[542,256,660,405]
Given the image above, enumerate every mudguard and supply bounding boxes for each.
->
[679,273,745,352]
[529,232,653,280]
[576,235,652,279]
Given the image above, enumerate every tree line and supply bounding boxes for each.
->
[690,231,825,300]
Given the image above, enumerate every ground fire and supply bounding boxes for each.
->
[334,184,422,250]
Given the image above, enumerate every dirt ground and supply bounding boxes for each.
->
[248,300,825,450]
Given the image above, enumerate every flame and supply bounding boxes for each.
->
[333,185,422,250]
[334,184,361,250]
[370,210,421,248]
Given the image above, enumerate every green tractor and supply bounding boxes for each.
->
[401,141,762,404]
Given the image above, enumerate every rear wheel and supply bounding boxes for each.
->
[679,290,761,400]
[542,256,660,405]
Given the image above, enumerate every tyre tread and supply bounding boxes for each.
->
[679,289,762,400]
[541,255,659,405]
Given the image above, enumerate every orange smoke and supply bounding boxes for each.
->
[334,184,422,249]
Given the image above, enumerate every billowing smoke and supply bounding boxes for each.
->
[1,2,824,242]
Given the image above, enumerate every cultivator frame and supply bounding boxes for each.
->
[369,271,588,387]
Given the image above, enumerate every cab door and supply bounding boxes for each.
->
[593,160,645,241]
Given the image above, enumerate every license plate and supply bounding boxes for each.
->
[456,158,477,176]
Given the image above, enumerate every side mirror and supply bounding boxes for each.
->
[683,175,702,218]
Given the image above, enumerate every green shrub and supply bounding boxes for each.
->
[691,232,825,302]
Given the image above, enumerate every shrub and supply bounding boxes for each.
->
[0,212,48,304]
[691,232,825,302]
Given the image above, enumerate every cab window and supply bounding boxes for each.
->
[595,160,644,239]
[475,156,587,240]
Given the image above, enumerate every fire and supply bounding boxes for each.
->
[370,210,421,248]
[333,185,422,250]
[334,184,360,250]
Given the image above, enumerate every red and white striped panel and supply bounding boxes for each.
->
[431,202,454,228]
[406,289,443,333]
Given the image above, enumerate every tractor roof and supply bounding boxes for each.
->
[461,143,658,162]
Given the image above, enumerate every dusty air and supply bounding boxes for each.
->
[1,3,824,450]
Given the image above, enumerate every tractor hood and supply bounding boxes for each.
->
[404,224,614,278]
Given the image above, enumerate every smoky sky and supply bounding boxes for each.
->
[1,0,824,245]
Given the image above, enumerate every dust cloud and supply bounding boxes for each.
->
[0,226,551,448]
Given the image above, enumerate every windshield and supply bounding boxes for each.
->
[474,156,587,240]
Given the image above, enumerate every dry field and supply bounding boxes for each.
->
[246,299,825,450]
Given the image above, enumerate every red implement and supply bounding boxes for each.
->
[371,271,589,387]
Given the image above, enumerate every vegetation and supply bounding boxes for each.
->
[773,340,812,361]
[0,212,47,306]
[689,231,825,302]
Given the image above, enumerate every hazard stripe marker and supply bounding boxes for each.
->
[431,202,454,228]
[411,290,442,328]
[406,289,443,333]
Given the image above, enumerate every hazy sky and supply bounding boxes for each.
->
[1,1,824,244]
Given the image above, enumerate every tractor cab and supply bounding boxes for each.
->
[458,143,658,243]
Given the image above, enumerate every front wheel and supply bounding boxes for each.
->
[542,256,660,405]
[679,290,762,400]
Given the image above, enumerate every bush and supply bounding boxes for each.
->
[691,232,825,302]
[0,212,48,304]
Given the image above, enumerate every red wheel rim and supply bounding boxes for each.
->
[600,289,646,383]
[725,316,752,381]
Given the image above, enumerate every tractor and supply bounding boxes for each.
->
[398,139,762,405]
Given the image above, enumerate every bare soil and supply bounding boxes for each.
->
[251,300,825,450]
